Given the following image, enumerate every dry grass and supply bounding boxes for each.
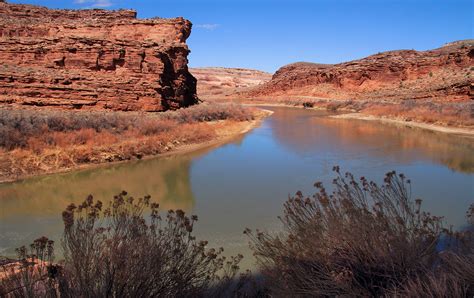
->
[0,103,256,181]
[245,168,474,296]
[362,101,474,127]
[162,102,254,123]
[241,96,473,127]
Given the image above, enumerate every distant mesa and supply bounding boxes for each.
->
[190,67,272,101]
[0,2,198,111]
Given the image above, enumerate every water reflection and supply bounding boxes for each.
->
[0,148,211,254]
[0,107,473,266]
[269,108,474,173]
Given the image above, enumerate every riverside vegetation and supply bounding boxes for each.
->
[0,103,258,182]
[239,98,473,128]
[1,169,472,297]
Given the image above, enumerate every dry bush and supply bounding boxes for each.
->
[389,251,474,297]
[163,103,254,123]
[0,237,57,297]
[246,167,473,296]
[363,101,474,127]
[0,108,137,150]
[0,103,254,180]
[140,119,176,136]
[24,129,119,154]
[1,192,244,297]
[0,104,254,152]
[173,123,215,144]
[326,100,354,112]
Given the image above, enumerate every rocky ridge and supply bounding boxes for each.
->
[190,67,272,101]
[248,40,474,102]
[0,2,198,111]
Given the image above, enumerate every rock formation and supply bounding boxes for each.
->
[190,67,271,101]
[0,2,198,111]
[248,40,474,102]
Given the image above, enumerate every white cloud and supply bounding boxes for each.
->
[195,24,220,31]
[74,0,113,8]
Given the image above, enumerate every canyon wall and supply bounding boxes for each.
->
[190,67,271,101]
[0,2,198,111]
[248,40,474,102]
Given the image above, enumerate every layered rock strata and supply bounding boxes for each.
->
[249,40,474,102]
[0,2,198,111]
[190,67,272,100]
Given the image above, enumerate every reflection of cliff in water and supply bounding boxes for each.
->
[269,108,474,173]
[0,149,209,220]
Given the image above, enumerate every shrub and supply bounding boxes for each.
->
[325,100,354,112]
[363,101,474,126]
[326,102,340,112]
[0,237,57,297]
[246,168,473,296]
[1,192,243,297]
[0,104,255,151]
[0,108,138,150]
[164,103,254,123]
[139,118,175,136]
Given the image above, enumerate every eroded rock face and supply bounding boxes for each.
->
[249,40,474,102]
[190,67,272,101]
[0,2,198,111]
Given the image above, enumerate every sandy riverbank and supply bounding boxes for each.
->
[332,113,474,136]
[243,102,473,137]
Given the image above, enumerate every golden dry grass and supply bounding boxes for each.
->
[362,102,474,127]
[0,103,257,181]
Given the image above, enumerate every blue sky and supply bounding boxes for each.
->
[9,0,473,73]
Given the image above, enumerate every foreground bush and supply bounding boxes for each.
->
[246,168,473,296]
[0,192,243,297]
[2,170,472,296]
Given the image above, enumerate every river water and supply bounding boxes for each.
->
[1,107,473,268]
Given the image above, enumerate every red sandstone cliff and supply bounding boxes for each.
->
[0,2,198,111]
[190,67,272,101]
[248,40,474,102]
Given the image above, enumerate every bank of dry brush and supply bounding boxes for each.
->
[0,103,255,181]
[0,192,246,297]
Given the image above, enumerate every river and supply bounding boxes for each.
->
[1,107,473,269]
